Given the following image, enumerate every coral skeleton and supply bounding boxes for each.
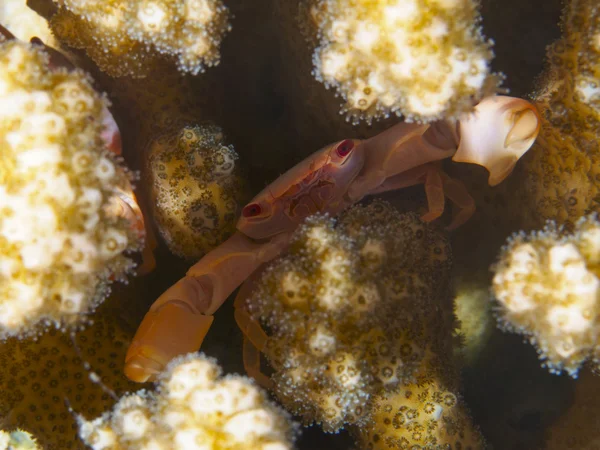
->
[355,352,485,449]
[0,302,140,449]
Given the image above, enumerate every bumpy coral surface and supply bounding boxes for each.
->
[49,0,231,78]
[507,0,600,229]
[303,0,498,124]
[492,214,600,376]
[0,41,141,338]
[0,429,39,450]
[78,353,296,450]
[0,302,139,449]
[246,201,455,432]
[356,353,485,450]
[147,124,244,259]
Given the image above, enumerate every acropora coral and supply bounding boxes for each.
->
[47,0,231,78]
[147,124,244,260]
[78,353,297,450]
[302,0,499,123]
[0,40,141,338]
[492,214,600,377]
[0,429,38,450]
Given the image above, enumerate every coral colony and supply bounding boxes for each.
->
[0,0,599,449]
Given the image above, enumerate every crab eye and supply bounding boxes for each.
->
[336,139,354,157]
[242,203,262,218]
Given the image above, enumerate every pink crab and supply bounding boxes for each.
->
[124,95,541,383]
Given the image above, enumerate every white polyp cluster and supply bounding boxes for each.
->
[49,0,231,77]
[492,214,600,376]
[305,0,498,123]
[78,354,297,450]
[0,429,39,449]
[248,201,454,432]
[0,41,141,338]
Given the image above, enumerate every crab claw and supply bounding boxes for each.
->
[452,96,541,186]
[125,299,214,382]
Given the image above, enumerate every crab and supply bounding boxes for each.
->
[123,94,541,383]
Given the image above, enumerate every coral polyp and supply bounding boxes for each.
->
[492,214,600,377]
[78,354,297,450]
[507,0,600,230]
[0,429,38,450]
[48,0,231,77]
[1,1,598,449]
[303,0,499,123]
[147,124,244,260]
[0,40,141,338]
[242,200,483,448]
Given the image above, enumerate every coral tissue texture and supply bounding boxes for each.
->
[78,354,296,450]
[510,0,600,229]
[0,41,140,339]
[493,214,600,377]
[49,0,231,77]
[147,124,244,260]
[304,0,498,123]
[246,201,484,448]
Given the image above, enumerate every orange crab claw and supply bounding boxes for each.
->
[124,303,214,382]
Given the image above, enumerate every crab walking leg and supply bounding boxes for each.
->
[125,231,292,382]
[347,121,456,202]
[233,267,274,388]
[235,309,274,389]
[439,174,476,230]
[365,163,475,228]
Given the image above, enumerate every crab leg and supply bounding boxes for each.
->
[233,267,274,388]
[125,231,291,382]
[347,121,456,202]
[348,96,541,204]
[235,308,274,389]
[366,163,475,229]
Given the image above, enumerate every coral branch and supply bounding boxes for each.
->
[492,214,600,376]
[48,0,231,77]
[302,0,500,124]
[0,40,141,338]
[78,354,297,450]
